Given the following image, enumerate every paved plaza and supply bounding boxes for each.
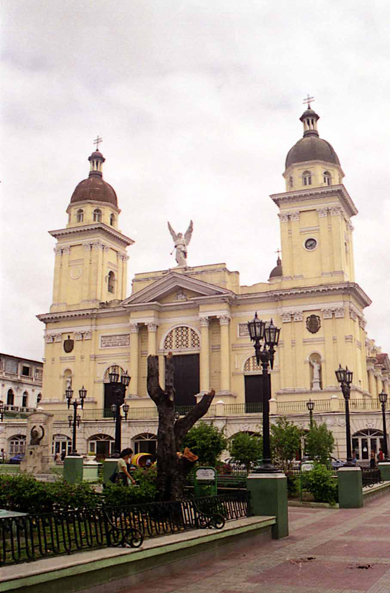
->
[119,495,390,593]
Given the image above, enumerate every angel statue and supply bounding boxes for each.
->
[167,220,193,267]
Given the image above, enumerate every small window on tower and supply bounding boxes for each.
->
[289,176,293,189]
[110,213,115,226]
[76,209,84,223]
[303,171,312,186]
[108,271,115,294]
[323,172,331,186]
[93,209,102,222]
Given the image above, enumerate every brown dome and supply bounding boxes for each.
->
[285,136,340,170]
[70,175,118,207]
[269,257,282,279]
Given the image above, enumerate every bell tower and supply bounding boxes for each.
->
[270,100,357,286]
[49,141,134,312]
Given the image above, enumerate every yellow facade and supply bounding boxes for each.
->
[38,108,389,424]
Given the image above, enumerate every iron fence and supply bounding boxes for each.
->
[0,492,250,566]
[361,468,384,488]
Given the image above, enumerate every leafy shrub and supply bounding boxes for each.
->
[285,472,299,497]
[229,432,262,472]
[0,474,98,513]
[183,423,227,467]
[103,467,158,506]
[271,418,303,471]
[305,422,335,465]
[300,464,338,504]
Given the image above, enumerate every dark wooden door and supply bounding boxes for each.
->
[244,375,264,413]
[172,354,200,407]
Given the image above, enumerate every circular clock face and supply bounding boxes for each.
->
[305,238,317,251]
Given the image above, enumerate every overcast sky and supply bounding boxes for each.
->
[1,0,390,362]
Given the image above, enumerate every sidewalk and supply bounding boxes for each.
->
[118,495,390,593]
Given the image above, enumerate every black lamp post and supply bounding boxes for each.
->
[378,391,389,461]
[0,400,4,421]
[66,386,87,455]
[248,313,281,472]
[306,399,315,428]
[335,365,354,466]
[109,367,131,457]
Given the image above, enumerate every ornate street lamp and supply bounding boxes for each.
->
[247,313,281,472]
[66,386,87,455]
[378,391,389,461]
[0,400,4,421]
[306,399,315,428]
[109,368,131,456]
[335,364,354,466]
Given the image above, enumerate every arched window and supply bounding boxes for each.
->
[133,433,157,456]
[8,435,26,456]
[303,171,312,186]
[110,213,115,226]
[88,434,115,459]
[7,389,14,406]
[93,209,102,222]
[52,434,72,457]
[22,392,28,408]
[323,171,331,186]
[243,356,261,373]
[163,326,200,350]
[352,429,385,462]
[107,271,115,294]
[76,209,84,223]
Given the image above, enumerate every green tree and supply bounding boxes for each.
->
[305,421,335,464]
[270,417,303,471]
[183,422,227,467]
[229,432,262,472]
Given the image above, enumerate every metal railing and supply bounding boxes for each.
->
[340,399,384,412]
[0,492,250,566]
[224,403,262,415]
[361,468,384,488]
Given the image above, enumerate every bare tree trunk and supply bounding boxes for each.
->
[147,354,215,501]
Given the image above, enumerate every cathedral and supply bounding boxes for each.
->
[2,105,389,463]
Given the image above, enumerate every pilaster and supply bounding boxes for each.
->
[218,315,231,393]
[199,316,210,393]
[147,322,158,356]
[129,323,139,396]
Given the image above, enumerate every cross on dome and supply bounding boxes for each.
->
[303,94,315,109]
[93,135,103,151]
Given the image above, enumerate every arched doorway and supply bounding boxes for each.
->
[243,356,263,413]
[88,434,115,460]
[133,433,157,457]
[52,434,72,457]
[8,435,26,456]
[352,429,385,462]
[163,326,200,407]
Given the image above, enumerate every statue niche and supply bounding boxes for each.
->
[309,354,322,391]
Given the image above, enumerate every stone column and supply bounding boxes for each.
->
[219,315,231,393]
[147,322,158,356]
[199,316,210,393]
[129,323,139,396]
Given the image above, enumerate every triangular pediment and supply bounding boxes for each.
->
[122,272,233,306]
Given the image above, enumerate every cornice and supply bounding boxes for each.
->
[238,282,371,309]
[48,223,134,247]
[270,184,358,218]
[37,304,127,324]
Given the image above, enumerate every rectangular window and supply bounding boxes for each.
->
[22,366,30,376]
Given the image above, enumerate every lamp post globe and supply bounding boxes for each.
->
[306,399,315,428]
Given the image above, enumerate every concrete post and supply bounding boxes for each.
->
[103,458,118,485]
[247,473,288,539]
[269,398,277,415]
[63,456,83,484]
[338,466,363,508]
[330,395,340,412]
[378,462,390,481]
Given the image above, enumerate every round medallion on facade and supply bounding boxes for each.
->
[306,315,321,334]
